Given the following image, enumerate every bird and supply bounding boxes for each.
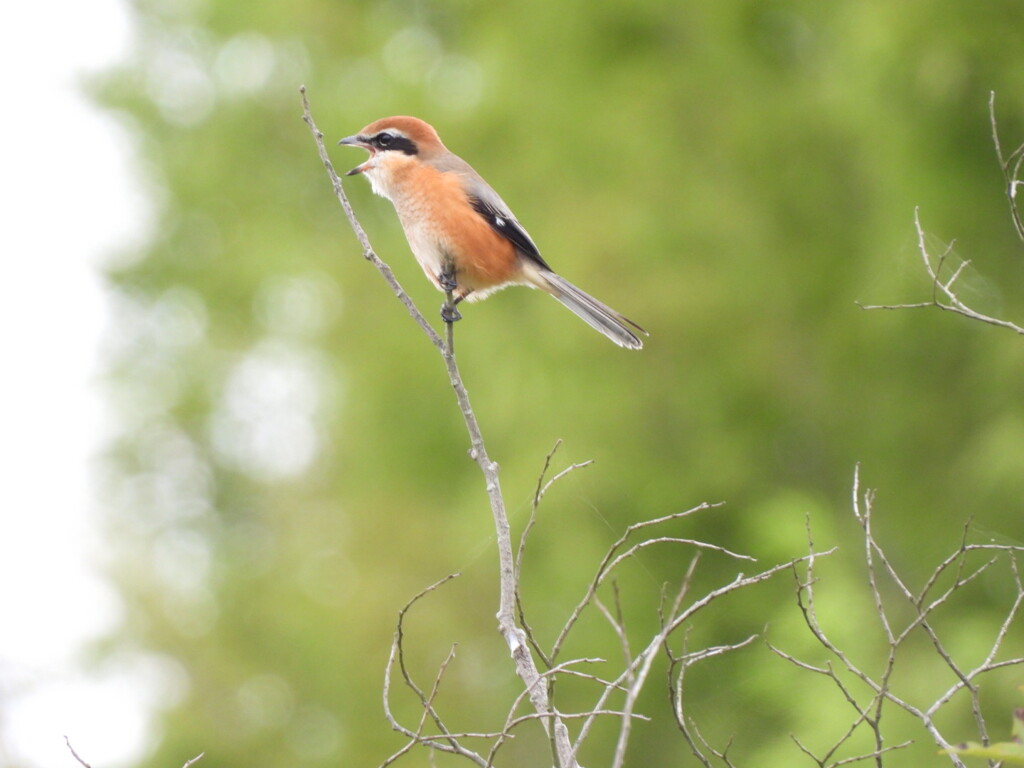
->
[338,116,647,349]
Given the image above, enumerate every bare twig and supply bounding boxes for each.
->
[858,209,1024,334]
[669,632,758,768]
[299,88,442,347]
[64,737,204,768]
[482,655,649,767]
[552,502,731,659]
[990,91,1024,243]
[381,574,492,768]
[64,737,93,768]
[859,96,1024,333]
[687,718,739,768]
[515,440,594,669]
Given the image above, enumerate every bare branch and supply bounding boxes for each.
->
[595,589,633,677]
[303,88,581,767]
[64,738,204,768]
[516,440,593,669]
[830,743,914,767]
[990,91,1024,243]
[380,573,491,768]
[299,87,444,348]
[860,96,1024,333]
[677,692,739,768]
[655,553,825,766]
[530,440,595,513]
[551,502,730,659]
[777,466,1024,768]
[64,737,93,768]
[859,209,1024,334]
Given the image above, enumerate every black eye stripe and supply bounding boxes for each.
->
[372,132,418,156]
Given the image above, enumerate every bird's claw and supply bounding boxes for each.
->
[441,302,462,323]
[438,269,458,294]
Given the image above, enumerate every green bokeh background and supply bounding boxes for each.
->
[92,0,1024,765]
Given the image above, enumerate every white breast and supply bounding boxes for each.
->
[364,170,446,280]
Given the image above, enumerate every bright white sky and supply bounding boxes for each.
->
[0,2,155,766]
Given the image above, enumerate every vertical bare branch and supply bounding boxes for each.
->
[989,91,1024,243]
[302,87,580,767]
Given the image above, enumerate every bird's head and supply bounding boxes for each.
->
[338,116,446,190]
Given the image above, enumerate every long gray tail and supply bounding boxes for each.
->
[541,272,647,350]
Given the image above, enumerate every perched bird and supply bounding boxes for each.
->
[338,116,647,349]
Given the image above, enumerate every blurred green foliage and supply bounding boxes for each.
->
[91,0,1024,765]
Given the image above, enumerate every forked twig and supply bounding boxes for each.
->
[515,440,594,669]
[858,209,1024,334]
[551,502,736,660]
[859,95,1024,333]
[381,574,492,768]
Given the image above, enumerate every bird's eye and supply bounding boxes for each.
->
[377,133,393,147]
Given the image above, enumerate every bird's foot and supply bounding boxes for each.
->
[440,302,462,323]
[438,268,458,294]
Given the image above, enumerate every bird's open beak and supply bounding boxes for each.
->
[338,135,373,176]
